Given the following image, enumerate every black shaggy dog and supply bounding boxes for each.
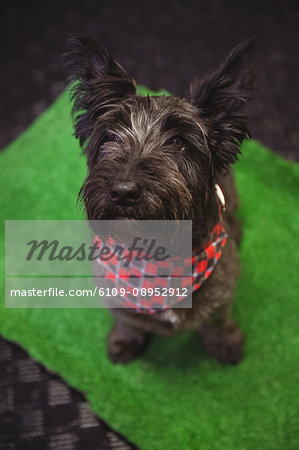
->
[65,36,254,365]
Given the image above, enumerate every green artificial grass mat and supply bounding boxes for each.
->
[1,86,299,450]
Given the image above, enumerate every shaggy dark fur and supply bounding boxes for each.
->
[64,35,254,365]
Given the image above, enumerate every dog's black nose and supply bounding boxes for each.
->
[110,181,142,205]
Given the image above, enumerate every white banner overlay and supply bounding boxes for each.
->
[5,220,193,309]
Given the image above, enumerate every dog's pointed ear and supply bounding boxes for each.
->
[190,37,256,172]
[64,35,136,147]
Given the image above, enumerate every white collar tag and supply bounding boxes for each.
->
[215,184,226,211]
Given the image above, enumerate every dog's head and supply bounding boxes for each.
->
[64,36,254,238]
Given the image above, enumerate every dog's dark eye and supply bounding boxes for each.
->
[167,137,185,150]
[103,134,122,144]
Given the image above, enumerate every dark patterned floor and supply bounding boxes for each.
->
[0,339,138,450]
[1,1,298,449]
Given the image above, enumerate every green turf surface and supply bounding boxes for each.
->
[1,86,299,449]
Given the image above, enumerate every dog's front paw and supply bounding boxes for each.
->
[199,321,244,365]
[107,322,150,364]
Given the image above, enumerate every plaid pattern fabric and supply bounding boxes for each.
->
[94,212,227,315]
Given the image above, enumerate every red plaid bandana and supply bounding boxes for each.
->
[94,186,227,314]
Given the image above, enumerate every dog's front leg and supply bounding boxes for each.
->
[199,304,244,365]
[107,320,151,364]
